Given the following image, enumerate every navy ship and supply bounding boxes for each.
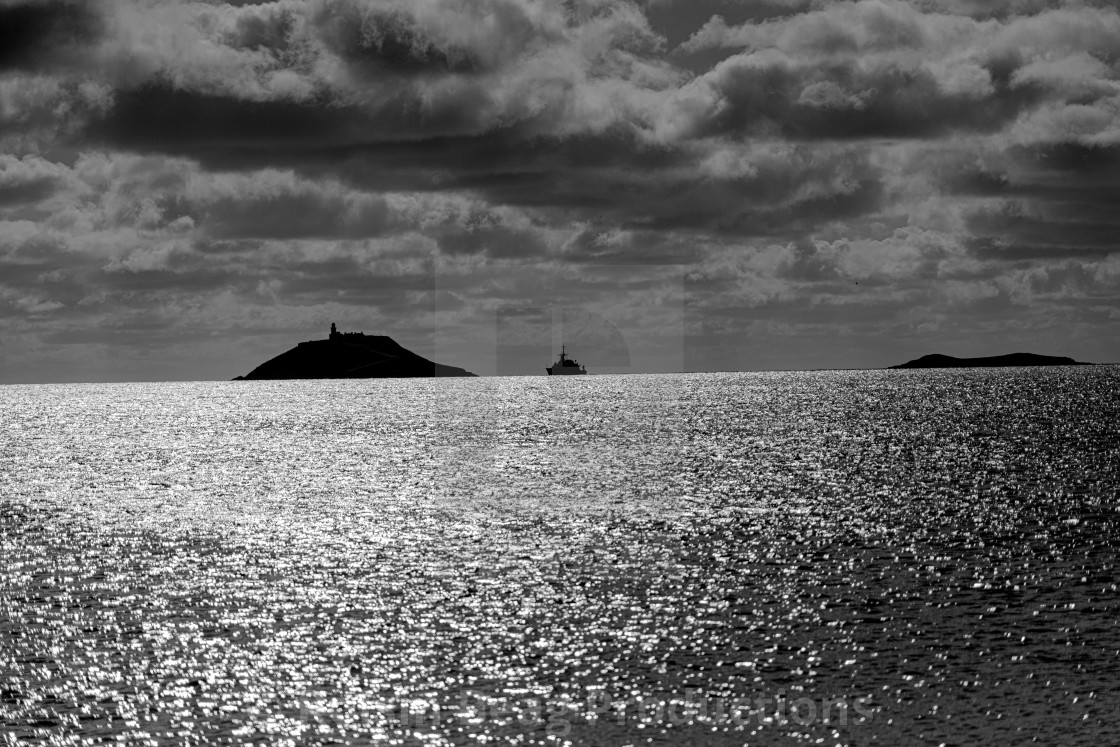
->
[546,345,587,375]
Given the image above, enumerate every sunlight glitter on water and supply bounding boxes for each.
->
[2,369,1119,745]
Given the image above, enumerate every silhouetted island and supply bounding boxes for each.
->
[234,324,476,380]
[889,353,1091,369]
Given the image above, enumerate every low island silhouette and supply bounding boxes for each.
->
[889,353,1091,369]
[234,324,476,380]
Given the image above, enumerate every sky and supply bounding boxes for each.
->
[1,0,1119,382]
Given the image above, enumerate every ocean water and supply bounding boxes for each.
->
[2,368,1118,746]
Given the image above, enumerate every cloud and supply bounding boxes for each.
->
[0,153,70,204]
[669,2,1120,144]
[1,0,1119,379]
[659,49,1030,142]
[0,0,102,72]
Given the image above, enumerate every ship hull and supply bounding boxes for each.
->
[546,367,587,375]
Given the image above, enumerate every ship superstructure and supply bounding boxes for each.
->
[546,345,587,375]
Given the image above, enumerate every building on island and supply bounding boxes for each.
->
[329,323,366,340]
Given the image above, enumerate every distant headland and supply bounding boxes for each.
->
[233,324,477,380]
[889,353,1092,369]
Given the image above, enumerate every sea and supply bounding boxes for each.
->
[1,368,1118,746]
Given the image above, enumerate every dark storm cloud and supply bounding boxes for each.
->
[669,2,1120,144]
[194,186,393,241]
[192,238,265,255]
[223,6,298,52]
[774,240,841,282]
[86,84,881,238]
[0,231,97,319]
[669,55,1038,141]
[85,84,658,184]
[0,179,55,205]
[966,205,1120,251]
[67,1,1006,235]
[315,4,482,75]
[1008,143,1120,176]
[966,238,1119,262]
[96,264,243,293]
[3,0,1120,379]
[0,0,101,71]
[561,228,701,265]
[929,140,1120,268]
[951,176,1120,222]
[437,225,548,259]
[85,85,359,160]
[0,172,59,205]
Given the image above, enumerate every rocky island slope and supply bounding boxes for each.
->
[234,325,476,380]
[889,353,1091,369]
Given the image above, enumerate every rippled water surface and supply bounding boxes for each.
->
[2,369,1119,745]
